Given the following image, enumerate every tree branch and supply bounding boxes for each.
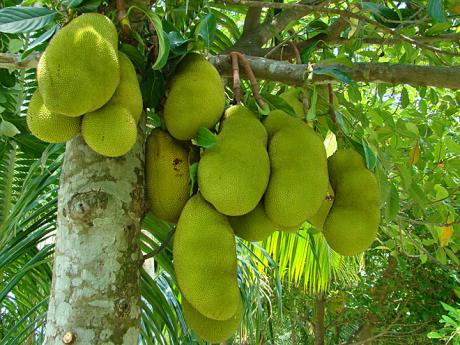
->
[210,55,460,89]
[242,7,262,35]
[0,52,39,69]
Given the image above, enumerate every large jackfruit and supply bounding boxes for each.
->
[280,89,304,118]
[107,52,143,123]
[263,110,328,228]
[307,183,334,231]
[26,90,80,143]
[323,149,380,256]
[229,202,278,242]
[182,297,243,344]
[173,194,240,320]
[37,13,119,116]
[145,130,190,223]
[81,104,136,157]
[163,53,225,140]
[198,105,270,216]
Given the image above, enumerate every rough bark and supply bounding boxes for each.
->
[44,120,145,345]
[314,294,325,345]
[210,55,460,89]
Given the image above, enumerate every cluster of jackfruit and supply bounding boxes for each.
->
[27,13,142,157]
[145,54,380,343]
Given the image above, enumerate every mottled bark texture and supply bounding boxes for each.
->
[44,121,145,345]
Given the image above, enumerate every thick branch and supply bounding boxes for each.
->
[0,52,39,69]
[210,55,460,89]
[242,7,262,35]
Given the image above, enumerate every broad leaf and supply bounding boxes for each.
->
[0,7,57,33]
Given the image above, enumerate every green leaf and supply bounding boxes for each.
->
[427,331,442,339]
[8,38,22,53]
[400,87,409,109]
[0,7,57,33]
[167,31,190,56]
[195,13,216,48]
[128,6,169,70]
[262,93,297,117]
[445,137,460,154]
[193,127,217,149]
[306,87,317,120]
[312,67,354,84]
[427,0,447,23]
[425,22,451,35]
[0,120,20,137]
[61,0,84,9]
[385,184,400,221]
[189,162,198,196]
[362,139,376,169]
[300,41,319,63]
[22,25,57,56]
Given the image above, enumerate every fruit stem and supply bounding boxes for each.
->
[229,52,241,105]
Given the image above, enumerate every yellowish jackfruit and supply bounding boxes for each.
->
[163,54,224,140]
[173,194,239,320]
[198,105,270,216]
[229,203,277,242]
[280,89,304,118]
[263,110,328,228]
[26,90,81,143]
[182,297,243,344]
[145,130,190,223]
[107,52,143,122]
[323,149,380,256]
[81,104,136,157]
[307,183,334,231]
[37,13,119,116]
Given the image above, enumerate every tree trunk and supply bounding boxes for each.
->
[44,121,145,344]
[314,294,325,345]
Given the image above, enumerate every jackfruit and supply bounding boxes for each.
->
[229,203,278,242]
[81,104,136,157]
[37,13,119,116]
[307,183,334,231]
[26,90,80,143]
[323,149,380,256]
[198,105,270,216]
[280,89,304,118]
[173,194,239,320]
[107,52,143,122]
[263,110,328,227]
[163,53,224,140]
[182,297,243,344]
[145,130,190,223]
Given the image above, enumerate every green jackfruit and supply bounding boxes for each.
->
[107,52,142,122]
[280,89,304,118]
[37,13,119,116]
[198,105,270,216]
[182,297,243,344]
[145,130,190,223]
[81,104,136,157]
[164,54,225,140]
[26,90,81,143]
[263,110,328,228]
[308,183,334,231]
[229,203,278,242]
[323,149,380,256]
[173,194,239,320]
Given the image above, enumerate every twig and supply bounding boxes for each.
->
[231,51,267,108]
[230,52,242,104]
[142,227,176,262]
[289,41,301,64]
[116,0,130,36]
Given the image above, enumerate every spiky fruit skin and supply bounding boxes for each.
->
[26,91,81,143]
[107,52,143,122]
[163,54,225,140]
[263,110,328,227]
[173,194,239,320]
[280,89,304,118]
[229,203,277,242]
[198,105,270,216]
[37,13,119,116]
[182,297,243,344]
[81,104,136,157]
[145,130,190,223]
[308,183,335,231]
[323,149,380,256]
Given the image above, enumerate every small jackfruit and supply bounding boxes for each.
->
[26,90,81,143]
[307,183,334,231]
[163,53,224,140]
[145,130,190,223]
[198,105,270,216]
[173,194,240,320]
[323,149,380,256]
[37,13,119,116]
[107,52,143,122]
[182,297,243,344]
[263,110,328,227]
[229,203,278,242]
[81,104,137,157]
[280,89,304,118]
